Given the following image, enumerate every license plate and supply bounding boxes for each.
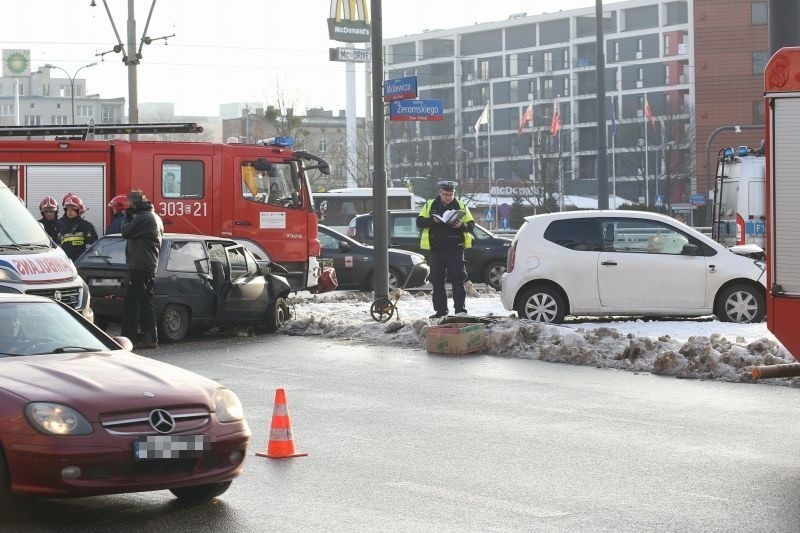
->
[91,278,122,287]
[134,435,208,460]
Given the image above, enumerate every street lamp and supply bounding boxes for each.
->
[44,62,97,124]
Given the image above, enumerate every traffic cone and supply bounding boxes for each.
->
[256,388,308,459]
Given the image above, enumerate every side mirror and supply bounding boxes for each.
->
[112,336,134,351]
[338,241,351,252]
[319,200,329,216]
[681,243,700,255]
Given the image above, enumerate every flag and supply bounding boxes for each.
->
[474,102,490,134]
[549,98,561,137]
[609,95,617,137]
[516,104,533,136]
[644,93,656,130]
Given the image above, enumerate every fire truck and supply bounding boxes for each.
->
[754,47,800,379]
[0,123,331,292]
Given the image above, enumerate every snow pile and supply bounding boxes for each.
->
[285,289,799,386]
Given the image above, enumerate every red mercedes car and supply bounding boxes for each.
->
[0,294,250,502]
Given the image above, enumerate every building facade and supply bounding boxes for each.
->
[382,0,766,212]
[0,50,124,128]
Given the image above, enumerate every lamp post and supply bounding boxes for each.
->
[44,62,97,124]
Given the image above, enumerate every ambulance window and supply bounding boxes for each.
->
[161,161,204,198]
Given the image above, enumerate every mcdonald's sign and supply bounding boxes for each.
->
[328,0,371,43]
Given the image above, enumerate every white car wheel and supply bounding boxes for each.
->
[716,284,765,323]
[516,286,566,324]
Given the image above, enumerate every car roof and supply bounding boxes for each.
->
[100,233,239,244]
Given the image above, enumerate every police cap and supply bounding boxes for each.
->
[437,180,456,191]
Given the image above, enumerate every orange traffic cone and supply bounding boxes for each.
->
[256,388,308,459]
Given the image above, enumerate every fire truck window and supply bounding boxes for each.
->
[241,162,296,207]
[162,161,204,198]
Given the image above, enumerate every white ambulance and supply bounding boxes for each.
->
[0,182,92,320]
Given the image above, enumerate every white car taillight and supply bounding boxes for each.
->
[508,242,516,273]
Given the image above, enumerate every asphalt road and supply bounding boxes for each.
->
[5,332,800,532]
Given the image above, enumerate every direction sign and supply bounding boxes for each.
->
[389,99,444,122]
[691,193,707,205]
[383,76,417,102]
[329,47,372,63]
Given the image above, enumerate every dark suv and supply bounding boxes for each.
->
[347,209,511,290]
[76,234,292,342]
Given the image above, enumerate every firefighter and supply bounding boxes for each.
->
[38,196,60,243]
[56,194,98,261]
[106,194,128,234]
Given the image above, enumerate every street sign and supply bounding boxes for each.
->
[389,99,444,122]
[654,194,664,208]
[691,193,707,205]
[383,76,417,102]
[329,47,372,63]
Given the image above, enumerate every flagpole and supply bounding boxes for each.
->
[644,98,649,208]
[558,95,563,212]
[611,94,617,208]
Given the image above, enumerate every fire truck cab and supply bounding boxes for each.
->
[0,123,330,291]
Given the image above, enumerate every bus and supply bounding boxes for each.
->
[711,145,766,248]
[314,187,421,233]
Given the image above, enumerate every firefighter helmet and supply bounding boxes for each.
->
[62,192,76,206]
[108,194,128,214]
[63,194,86,215]
[39,196,58,213]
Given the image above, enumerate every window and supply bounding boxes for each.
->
[101,105,117,123]
[24,115,41,126]
[319,138,328,152]
[752,2,768,25]
[663,34,671,56]
[240,161,297,207]
[543,79,554,99]
[544,218,603,251]
[543,52,553,72]
[166,241,209,274]
[50,115,68,125]
[753,100,765,125]
[42,84,50,96]
[391,215,420,239]
[604,218,690,255]
[82,237,127,265]
[162,160,204,198]
[76,105,93,118]
[29,103,35,109]
[752,51,769,75]
[318,231,340,250]
[0,104,14,116]
[561,50,569,70]
[665,65,671,85]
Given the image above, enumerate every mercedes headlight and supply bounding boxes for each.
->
[754,260,766,271]
[25,402,93,435]
[214,388,245,422]
[410,254,425,265]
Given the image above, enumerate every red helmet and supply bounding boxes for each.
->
[39,196,58,213]
[63,194,86,215]
[108,194,128,214]
[62,192,76,206]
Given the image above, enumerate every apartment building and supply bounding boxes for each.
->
[0,50,124,128]
[382,0,766,211]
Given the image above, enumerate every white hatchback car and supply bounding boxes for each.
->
[500,210,766,323]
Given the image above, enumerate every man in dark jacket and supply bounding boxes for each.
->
[121,190,164,349]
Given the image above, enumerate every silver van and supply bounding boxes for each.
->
[0,182,92,320]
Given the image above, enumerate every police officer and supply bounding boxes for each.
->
[121,190,164,350]
[416,180,474,319]
[106,194,128,234]
[56,194,97,261]
[38,196,59,243]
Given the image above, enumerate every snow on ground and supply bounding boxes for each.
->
[285,288,799,387]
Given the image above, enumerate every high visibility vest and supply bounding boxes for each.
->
[419,198,473,250]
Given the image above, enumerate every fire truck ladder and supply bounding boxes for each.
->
[0,122,203,139]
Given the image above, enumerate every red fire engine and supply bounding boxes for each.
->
[754,47,800,378]
[0,123,331,292]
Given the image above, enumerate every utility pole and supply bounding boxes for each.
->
[595,0,609,209]
[93,0,174,138]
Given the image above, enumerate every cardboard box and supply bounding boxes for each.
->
[426,323,486,355]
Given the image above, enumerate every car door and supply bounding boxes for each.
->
[215,245,269,318]
[162,239,215,319]
[318,229,356,289]
[597,218,707,310]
